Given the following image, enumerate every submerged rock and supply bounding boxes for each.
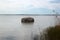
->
[21,17,34,23]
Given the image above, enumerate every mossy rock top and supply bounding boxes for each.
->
[21,17,34,23]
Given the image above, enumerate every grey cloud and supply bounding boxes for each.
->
[50,0,60,3]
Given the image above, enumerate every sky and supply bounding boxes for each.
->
[0,0,60,14]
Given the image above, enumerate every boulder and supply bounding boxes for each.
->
[21,17,34,23]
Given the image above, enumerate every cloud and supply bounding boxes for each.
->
[48,0,60,9]
[21,8,54,14]
[0,0,54,10]
[0,8,54,14]
[50,0,60,3]
[0,0,60,14]
[0,0,32,10]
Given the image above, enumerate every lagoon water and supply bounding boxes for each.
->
[0,15,58,40]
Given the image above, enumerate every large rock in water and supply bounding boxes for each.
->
[21,17,34,23]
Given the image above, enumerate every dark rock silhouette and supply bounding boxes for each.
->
[21,17,34,23]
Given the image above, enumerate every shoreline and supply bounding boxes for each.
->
[0,14,59,16]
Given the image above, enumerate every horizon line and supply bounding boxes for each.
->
[0,14,59,16]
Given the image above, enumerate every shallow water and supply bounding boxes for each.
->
[0,15,57,40]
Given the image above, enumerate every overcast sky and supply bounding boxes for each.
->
[0,0,60,14]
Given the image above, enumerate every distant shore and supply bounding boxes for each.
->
[0,14,59,16]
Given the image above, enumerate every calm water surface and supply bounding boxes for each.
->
[0,15,57,40]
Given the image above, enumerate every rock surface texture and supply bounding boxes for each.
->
[21,17,34,23]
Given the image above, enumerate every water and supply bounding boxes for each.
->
[0,15,57,40]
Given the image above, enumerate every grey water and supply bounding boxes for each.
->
[0,15,58,40]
